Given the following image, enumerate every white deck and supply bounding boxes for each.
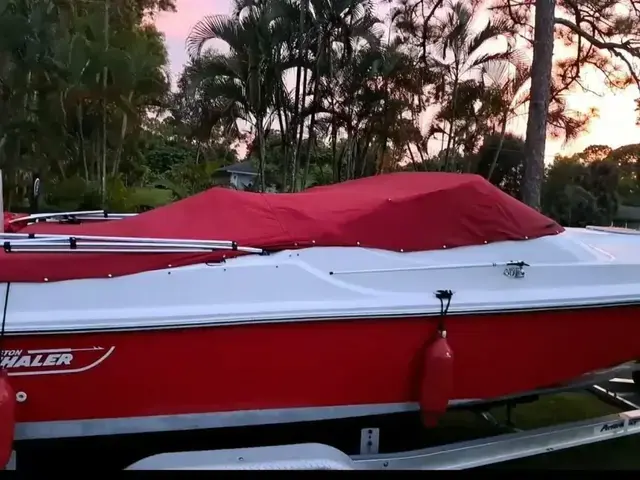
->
[4,226,640,334]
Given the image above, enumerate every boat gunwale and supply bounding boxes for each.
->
[5,299,640,335]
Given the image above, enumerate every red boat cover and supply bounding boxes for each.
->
[0,173,563,283]
[3,212,27,233]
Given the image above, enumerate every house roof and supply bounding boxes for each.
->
[217,160,258,176]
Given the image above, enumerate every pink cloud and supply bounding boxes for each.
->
[156,0,232,79]
[156,0,231,38]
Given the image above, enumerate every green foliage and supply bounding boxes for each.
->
[541,155,619,227]
[42,176,132,212]
[128,186,175,209]
[474,136,622,228]
[155,161,225,200]
[476,134,524,198]
[0,0,174,209]
[143,137,198,175]
[605,144,640,206]
[0,0,244,212]
[43,176,102,212]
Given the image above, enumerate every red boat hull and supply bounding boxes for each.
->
[4,304,640,431]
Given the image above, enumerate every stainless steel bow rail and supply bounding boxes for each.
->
[8,210,136,225]
[125,408,640,470]
[0,234,264,255]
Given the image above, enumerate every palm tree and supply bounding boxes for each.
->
[428,0,515,170]
[298,0,382,187]
[109,26,170,176]
[186,6,289,191]
[480,57,530,181]
[339,42,423,178]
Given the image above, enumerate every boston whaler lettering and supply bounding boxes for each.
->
[0,347,114,374]
[0,172,640,469]
[2,350,72,370]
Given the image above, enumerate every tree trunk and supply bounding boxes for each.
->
[407,144,419,171]
[292,62,309,192]
[76,105,89,182]
[522,0,556,210]
[274,80,288,191]
[101,0,109,208]
[112,91,133,176]
[301,32,324,190]
[442,73,459,171]
[289,0,308,192]
[257,119,267,192]
[487,112,509,181]
[344,131,354,180]
[195,141,202,163]
[331,121,339,182]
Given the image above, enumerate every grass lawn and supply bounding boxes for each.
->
[438,392,640,469]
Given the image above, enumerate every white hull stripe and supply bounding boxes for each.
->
[6,300,640,336]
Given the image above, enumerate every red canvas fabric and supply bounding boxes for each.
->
[1,172,563,283]
[3,212,27,233]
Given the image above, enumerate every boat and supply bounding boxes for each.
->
[0,171,639,466]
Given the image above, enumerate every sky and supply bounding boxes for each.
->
[154,0,640,161]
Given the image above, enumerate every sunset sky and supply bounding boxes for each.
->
[154,0,640,161]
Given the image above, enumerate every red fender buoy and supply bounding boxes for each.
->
[419,330,454,427]
[0,370,15,468]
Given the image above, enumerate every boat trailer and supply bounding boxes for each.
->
[121,376,640,470]
[125,402,640,470]
[0,370,634,470]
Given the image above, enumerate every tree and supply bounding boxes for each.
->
[0,0,174,210]
[543,148,620,227]
[475,133,525,197]
[480,58,530,181]
[521,0,556,210]
[186,5,293,192]
[3,0,640,220]
[427,1,516,170]
[492,0,640,208]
